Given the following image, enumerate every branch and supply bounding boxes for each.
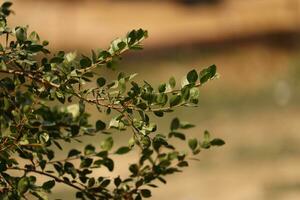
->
[77,37,146,74]
[0,69,60,88]
[7,167,84,191]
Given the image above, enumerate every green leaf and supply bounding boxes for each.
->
[96,120,106,131]
[80,56,92,68]
[137,103,147,110]
[141,189,151,198]
[15,27,27,42]
[141,136,151,149]
[204,130,210,141]
[42,180,55,190]
[157,93,168,105]
[187,69,198,83]
[189,87,200,104]
[170,118,180,130]
[2,2,12,9]
[80,158,93,168]
[210,138,225,146]
[101,137,113,151]
[129,164,139,176]
[42,40,49,46]
[188,138,198,151]
[169,95,181,107]
[117,41,126,50]
[103,158,114,171]
[27,44,43,53]
[169,76,176,88]
[127,30,137,45]
[17,177,29,194]
[0,163,7,172]
[180,122,195,129]
[50,56,64,64]
[68,149,81,158]
[154,111,164,117]
[199,64,217,84]
[158,83,166,93]
[84,144,95,155]
[88,178,95,187]
[177,161,189,167]
[39,132,49,143]
[115,146,131,155]
[55,91,65,104]
[170,132,186,140]
[97,77,106,87]
[201,130,211,149]
[114,176,122,187]
[118,78,126,94]
[100,179,111,187]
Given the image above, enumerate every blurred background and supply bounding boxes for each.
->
[9,0,300,199]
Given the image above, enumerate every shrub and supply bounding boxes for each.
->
[0,2,224,200]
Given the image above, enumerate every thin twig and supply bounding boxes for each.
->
[0,69,60,88]
[7,167,85,192]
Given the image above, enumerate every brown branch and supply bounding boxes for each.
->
[77,38,146,74]
[0,69,60,88]
[7,167,85,192]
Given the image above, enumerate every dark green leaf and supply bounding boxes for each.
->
[177,161,189,167]
[170,118,180,130]
[96,120,106,131]
[169,95,181,107]
[97,77,106,87]
[199,64,217,84]
[117,41,126,50]
[50,56,64,64]
[0,163,7,172]
[154,111,164,117]
[141,189,151,198]
[84,144,95,155]
[180,122,195,129]
[17,177,29,194]
[42,180,55,190]
[170,132,186,140]
[141,136,151,149]
[210,138,225,146]
[80,56,92,68]
[55,91,65,104]
[27,44,43,52]
[158,83,166,93]
[115,146,131,155]
[88,178,95,187]
[100,137,113,151]
[129,164,139,176]
[68,149,81,158]
[169,76,176,88]
[137,103,147,110]
[188,138,198,151]
[100,179,111,188]
[103,158,114,171]
[114,176,121,187]
[15,27,27,42]
[187,69,198,83]
[80,158,93,168]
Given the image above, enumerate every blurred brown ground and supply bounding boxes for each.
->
[9,0,300,200]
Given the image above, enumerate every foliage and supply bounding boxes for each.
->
[0,2,224,200]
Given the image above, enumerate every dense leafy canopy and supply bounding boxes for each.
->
[0,2,224,200]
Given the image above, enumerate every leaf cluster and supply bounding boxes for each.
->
[0,2,224,200]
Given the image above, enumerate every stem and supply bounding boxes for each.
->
[77,38,146,74]
[0,69,60,88]
[7,167,84,191]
